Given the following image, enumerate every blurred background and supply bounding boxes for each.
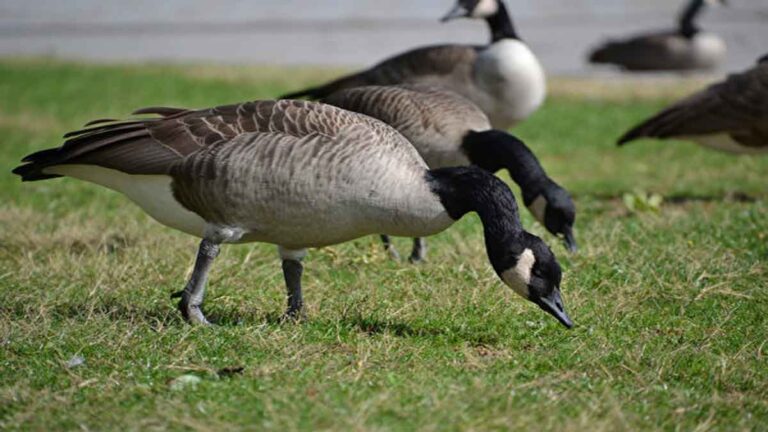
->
[1,0,766,75]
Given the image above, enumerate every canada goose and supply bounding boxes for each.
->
[280,0,546,130]
[589,0,727,72]
[618,55,768,154]
[323,85,576,262]
[13,99,573,328]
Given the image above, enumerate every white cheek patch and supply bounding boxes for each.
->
[472,0,499,18]
[501,248,535,299]
[527,195,547,225]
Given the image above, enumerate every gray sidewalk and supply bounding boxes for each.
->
[0,0,766,74]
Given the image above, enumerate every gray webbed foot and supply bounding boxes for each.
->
[279,307,307,324]
[172,290,212,326]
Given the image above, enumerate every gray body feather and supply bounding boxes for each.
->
[323,85,490,168]
[14,100,453,248]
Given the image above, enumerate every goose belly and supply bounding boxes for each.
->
[170,149,454,249]
[44,165,208,237]
[236,196,454,249]
[474,40,546,129]
[189,182,453,249]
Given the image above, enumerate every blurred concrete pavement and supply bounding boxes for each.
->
[0,0,766,75]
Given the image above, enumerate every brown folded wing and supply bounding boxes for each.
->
[618,63,768,147]
[14,99,366,181]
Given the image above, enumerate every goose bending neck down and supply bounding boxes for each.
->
[321,85,576,262]
[462,130,576,250]
[13,100,573,328]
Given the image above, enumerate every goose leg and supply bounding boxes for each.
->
[409,237,427,263]
[171,239,220,325]
[380,234,401,261]
[279,247,307,321]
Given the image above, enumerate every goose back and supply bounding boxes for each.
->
[323,85,491,168]
[281,45,479,101]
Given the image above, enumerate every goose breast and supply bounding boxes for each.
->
[474,39,547,128]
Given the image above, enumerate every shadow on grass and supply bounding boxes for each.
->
[1,300,503,344]
[331,314,502,345]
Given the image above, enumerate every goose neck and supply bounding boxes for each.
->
[679,0,705,38]
[487,1,520,43]
[461,130,548,201]
[427,166,524,262]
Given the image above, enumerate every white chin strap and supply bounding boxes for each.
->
[471,0,500,18]
[500,248,535,299]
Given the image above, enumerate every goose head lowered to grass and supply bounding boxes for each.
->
[322,85,577,263]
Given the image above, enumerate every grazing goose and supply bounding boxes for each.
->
[12,99,573,328]
[618,55,768,154]
[280,0,546,130]
[323,84,576,262]
[589,0,727,72]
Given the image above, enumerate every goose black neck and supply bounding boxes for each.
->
[487,1,519,42]
[461,130,548,203]
[427,166,524,271]
[678,0,705,38]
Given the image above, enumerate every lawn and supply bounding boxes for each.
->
[0,59,766,431]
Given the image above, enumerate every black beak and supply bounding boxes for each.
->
[537,288,573,329]
[563,226,578,253]
[441,4,469,22]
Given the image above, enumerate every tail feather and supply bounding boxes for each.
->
[617,106,687,146]
[280,86,324,100]
[13,119,157,182]
[12,162,61,182]
[63,121,144,139]
[132,106,188,117]
[617,124,648,146]
[84,118,119,127]
[588,45,613,64]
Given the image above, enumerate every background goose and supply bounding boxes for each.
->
[323,84,577,261]
[588,0,727,72]
[617,54,768,154]
[13,99,573,328]
[280,0,546,130]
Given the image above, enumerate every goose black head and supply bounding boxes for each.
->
[427,166,572,328]
[526,182,578,252]
[758,53,768,65]
[494,232,573,328]
[441,0,499,22]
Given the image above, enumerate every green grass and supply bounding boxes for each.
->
[1,59,766,431]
